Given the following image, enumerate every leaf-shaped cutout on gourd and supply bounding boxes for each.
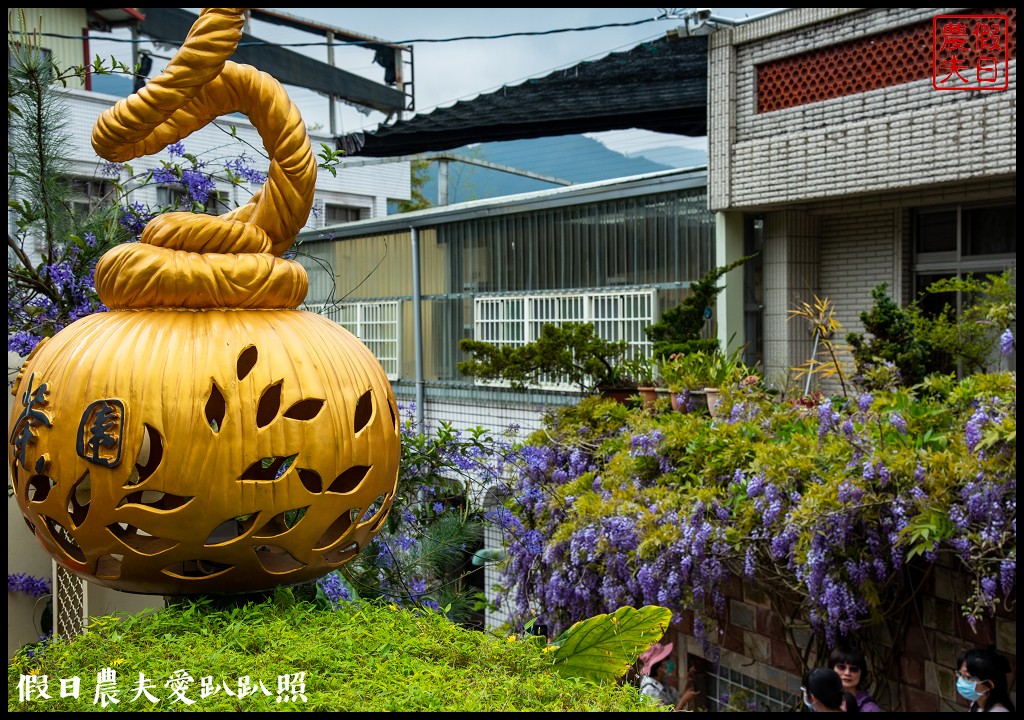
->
[105,522,178,554]
[368,498,391,532]
[116,490,193,511]
[161,559,233,579]
[323,542,359,566]
[284,506,308,528]
[206,381,226,432]
[283,398,324,421]
[95,554,123,579]
[134,424,163,483]
[550,605,674,684]
[203,518,245,546]
[237,345,258,381]
[67,471,91,528]
[253,544,306,573]
[354,493,390,528]
[297,468,321,493]
[327,465,370,494]
[388,398,398,432]
[253,507,308,538]
[42,516,86,562]
[313,513,353,550]
[240,454,297,481]
[25,474,55,502]
[353,389,373,433]
[256,380,283,428]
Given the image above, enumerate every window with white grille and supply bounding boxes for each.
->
[703,660,799,712]
[304,301,400,380]
[471,289,657,390]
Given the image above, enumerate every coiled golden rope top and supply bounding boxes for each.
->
[91,8,314,309]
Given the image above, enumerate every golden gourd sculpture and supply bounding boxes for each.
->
[7,8,401,595]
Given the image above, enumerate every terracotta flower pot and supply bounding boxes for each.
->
[670,389,707,413]
[638,386,659,409]
[704,388,723,418]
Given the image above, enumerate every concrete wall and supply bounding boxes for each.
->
[707,7,1016,391]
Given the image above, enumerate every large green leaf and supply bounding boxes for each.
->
[550,605,673,684]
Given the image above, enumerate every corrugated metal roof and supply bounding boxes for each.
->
[297,165,708,243]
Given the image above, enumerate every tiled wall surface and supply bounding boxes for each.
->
[708,7,1016,392]
[709,8,1017,212]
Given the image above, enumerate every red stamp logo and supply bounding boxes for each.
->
[932,14,1010,90]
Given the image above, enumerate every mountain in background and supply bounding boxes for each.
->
[624,145,707,171]
[90,73,707,208]
[420,134,707,206]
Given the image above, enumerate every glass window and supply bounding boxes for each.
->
[914,210,957,254]
[912,202,1015,374]
[914,203,1015,265]
[325,204,366,224]
[68,178,115,218]
[156,186,229,216]
[963,205,1015,256]
[700,657,799,712]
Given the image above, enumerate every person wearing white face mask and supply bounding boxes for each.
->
[955,647,1015,713]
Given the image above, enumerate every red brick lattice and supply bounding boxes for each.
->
[757,8,1016,112]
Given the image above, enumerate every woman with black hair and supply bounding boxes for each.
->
[802,667,860,712]
[956,647,1015,713]
[829,644,883,712]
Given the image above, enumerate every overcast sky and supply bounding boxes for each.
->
[90,8,782,157]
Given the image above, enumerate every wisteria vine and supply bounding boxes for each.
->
[491,368,1016,654]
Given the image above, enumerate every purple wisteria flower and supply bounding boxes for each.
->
[8,573,51,598]
[818,400,840,446]
[316,571,351,607]
[1000,328,1014,355]
[889,412,907,434]
[857,392,873,413]
[101,160,124,177]
[964,408,989,453]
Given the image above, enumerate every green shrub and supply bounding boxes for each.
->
[645,255,753,360]
[8,595,663,713]
[847,271,1016,389]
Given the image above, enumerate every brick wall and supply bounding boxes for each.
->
[668,556,1016,712]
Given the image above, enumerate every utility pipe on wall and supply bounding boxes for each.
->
[410,227,425,429]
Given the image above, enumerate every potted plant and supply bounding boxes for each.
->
[618,357,662,408]
[660,347,746,415]
[457,322,632,395]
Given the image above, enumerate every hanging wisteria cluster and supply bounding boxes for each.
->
[491,370,1016,651]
